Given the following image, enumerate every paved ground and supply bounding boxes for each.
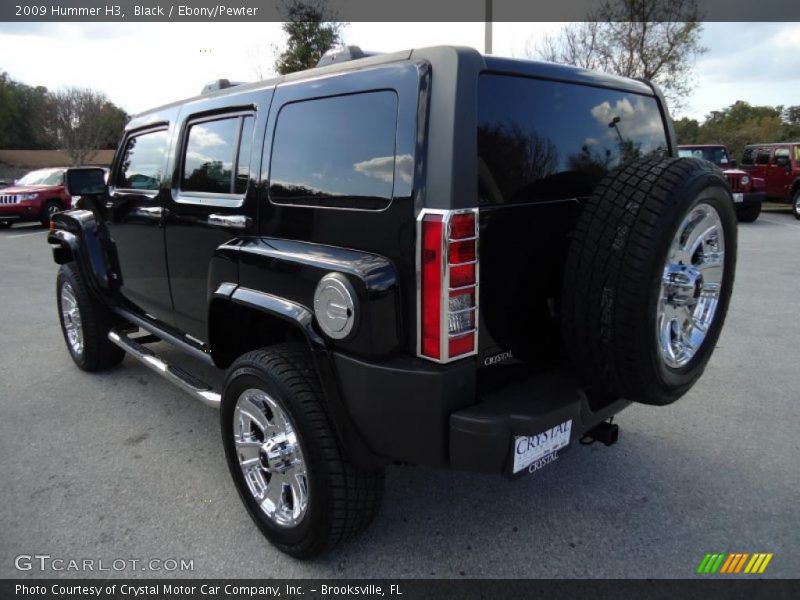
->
[1,207,798,579]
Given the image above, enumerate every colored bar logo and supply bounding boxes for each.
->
[696,552,773,574]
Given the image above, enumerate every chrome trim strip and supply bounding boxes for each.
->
[449,259,478,268]
[108,329,220,409]
[448,283,478,293]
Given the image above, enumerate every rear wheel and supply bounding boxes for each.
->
[221,344,384,558]
[56,263,125,371]
[562,157,737,406]
[793,189,800,221]
[736,202,761,223]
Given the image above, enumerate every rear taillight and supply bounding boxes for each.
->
[418,209,479,362]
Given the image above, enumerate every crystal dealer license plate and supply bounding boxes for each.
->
[513,420,573,474]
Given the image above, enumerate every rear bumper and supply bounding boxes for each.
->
[334,352,629,476]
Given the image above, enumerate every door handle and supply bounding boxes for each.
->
[208,214,247,229]
[135,206,164,219]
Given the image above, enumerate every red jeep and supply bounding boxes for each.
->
[740,143,800,220]
[0,167,72,228]
[678,144,765,222]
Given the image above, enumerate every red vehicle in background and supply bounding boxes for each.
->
[0,167,72,229]
[678,144,766,222]
[740,143,800,220]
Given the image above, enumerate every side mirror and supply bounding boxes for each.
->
[65,167,108,197]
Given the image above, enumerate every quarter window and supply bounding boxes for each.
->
[269,91,399,210]
[755,149,771,165]
[182,115,254,195]
[117,129,168,190]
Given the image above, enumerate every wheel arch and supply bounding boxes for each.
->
[209,284,384,469]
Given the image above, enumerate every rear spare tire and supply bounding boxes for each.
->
[562,157,737,406]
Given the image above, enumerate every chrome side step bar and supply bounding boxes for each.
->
[108,329,221,409]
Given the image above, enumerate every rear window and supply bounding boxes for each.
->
[741,147,755,166]
[269,91,398,210]
[477,74,668,204]
[117,129,168,190]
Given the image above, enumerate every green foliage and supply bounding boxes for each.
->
[0,71,52,149]
[674,101,800,162]
[0,69,128,155]
[274,1,343,75]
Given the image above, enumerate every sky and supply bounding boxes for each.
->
[0,21,798,121]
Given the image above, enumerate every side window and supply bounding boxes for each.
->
[269,91,399,210]
[755,148,771,165]
[741,147,755,166]
[182,115,254,195]
[794,146,800,163]
[117,129,169,190]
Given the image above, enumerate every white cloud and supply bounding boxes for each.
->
[353,154,413,185]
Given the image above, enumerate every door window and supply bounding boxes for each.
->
[117,129,169,190]
[182,115,254,195]
[755,148,772,165]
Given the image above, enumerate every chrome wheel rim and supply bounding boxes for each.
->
[60,282,83,356]
[233,388,309,528]
[657,202,725,369]
[794,195,800,216]
[47,204,59,218]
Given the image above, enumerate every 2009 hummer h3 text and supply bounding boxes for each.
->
[49,46,737,558]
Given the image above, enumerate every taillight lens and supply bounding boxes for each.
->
[421,214,444,359]
[419,209,479,362]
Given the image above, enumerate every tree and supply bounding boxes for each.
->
[533,0,706,112]
[0,71,52,149]
[48,87,127,165]
[274,1,344,75]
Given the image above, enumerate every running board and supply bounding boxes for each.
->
[108,329,221,409]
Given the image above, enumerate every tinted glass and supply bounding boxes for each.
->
[756,149,771,165]
[270,91,398,209]
[118,130,168,190]
[678,146,729,166]
[235,116,254,194]
[183,118,239,194]
[477,75,668,204]
[741,147,755,165]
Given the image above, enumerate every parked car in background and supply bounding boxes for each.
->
[740,143,800,220]
[0,167,71,228]
[0,179,11,189]
[678,144,765,222]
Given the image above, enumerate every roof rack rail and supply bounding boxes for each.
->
[200,79,247,95]
[316,45,380,68]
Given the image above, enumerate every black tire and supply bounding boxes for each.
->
[40,200,62,227]
[562,157,737,406]
[56,263,125,371]
[221,343,384,558]
[736,202,761,223]
[793,189,800,221]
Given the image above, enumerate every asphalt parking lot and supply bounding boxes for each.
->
[1,206,798,579]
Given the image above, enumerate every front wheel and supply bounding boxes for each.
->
[41,200,62,227]
[793,189,800,221]
[221,344,384,558]
[57,263,125,371]
[736,202,761,223]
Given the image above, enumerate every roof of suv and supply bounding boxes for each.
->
[131,46,655,122]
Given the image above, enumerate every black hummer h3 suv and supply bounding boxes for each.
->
[50,46,737,558]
